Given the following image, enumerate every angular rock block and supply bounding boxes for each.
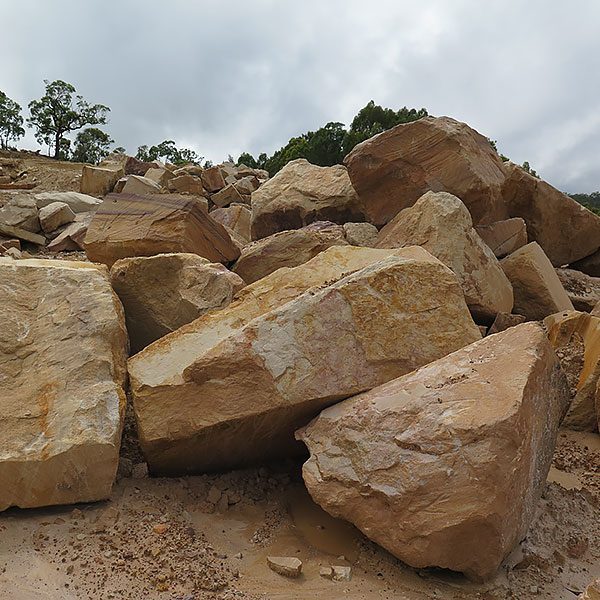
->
[475,217,527,258]
[80,164,124,197]
[556,268,600,313]
[0,258,128,510]
[297,323,569,581]
[129,246,480,475]
[84,193,239,267]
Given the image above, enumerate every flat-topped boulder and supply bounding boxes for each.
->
[250,159,366,239]
[297,323,569,581]
[0,258,128,510]
[344,116,507,226]
[84,193,239,267]
[129,245,480,475]
[35,191,103,213]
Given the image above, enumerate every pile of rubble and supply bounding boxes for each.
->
[1,116,600,592]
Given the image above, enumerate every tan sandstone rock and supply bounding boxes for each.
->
[296,323,569,581]
[579,579,600,600]
[111,253,244,353]
[342,222,379,247]
[0,258,128,510]
[80,164,124,197]
[556,268,600,312]
[487,312,527,335]
[38,201,75,234]
[545,311,600,431]
[122,175,163,195]
[201,166,226,193]
[0,195,40,232]
[250,159,365,240]
[344,116,507,226]
[168,173,205,196]
[501,242,574,320]
[210,205,252,244]
[376,191,513,321]
[35,191,102,214]
[84,193,239,267]
[502,162,600,266]
[145,166,174,188]
[475,217,527,258]
[232,223,348,284]
[129,245,480,475]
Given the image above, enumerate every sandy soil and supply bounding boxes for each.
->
[1,429,598,600]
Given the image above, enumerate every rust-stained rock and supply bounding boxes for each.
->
[556,268,600,312]
[297,323,569,581]
[110,253,244,354]
[0,258,128,510]
[129,245,480,475]
[545,310,600,432]
[250,159,365,239]
[501,242,573,320]
[232,223,348,284]
[376,191,513,321]
[475,217,527,258]
[344,116,507,226]
[502,162,600,266]
[84,193,239,267]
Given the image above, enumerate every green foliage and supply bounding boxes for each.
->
[0,91,25,149]
[237,101,428,177]
[136,139,202,165]
[569,191,600,215]
[72,127,114,164]
[113,146,126,154]
[521,161,538,178]
[27,80,109,159]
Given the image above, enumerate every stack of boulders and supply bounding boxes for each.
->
[2,116,600,584]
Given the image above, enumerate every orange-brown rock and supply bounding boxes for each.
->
[501,242,573,320]
[232,223,348,284]
[84,193,239,267]
[571,249,600,278]
[487,312,527,335]
[544,311,600,431]
[250,159,365,239]
[167,173,205,195]
[376,191,513,321]
[80,164,124,197]
[210,205,252,244]
[475,217,527,258]
[129,246,480,475]
[556,268,600,312]
[297,323,569,581]
[502,162,600,266]
[201,166,226,193]
[344,116,507,226]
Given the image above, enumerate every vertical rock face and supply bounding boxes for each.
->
[0,258,128,511]
[250,159,366,240]
[502,162,600,266]
[210,205,252,244]
[501,242,574,320]
[232,223,349,284]
[84,193,240,267]
[110,253,245,354]
[544,311,600,432]
[129,246,480,475]
[297,323,569,581]
[376,191,513,322]
[80,164,124,197]
[344,116,507,227]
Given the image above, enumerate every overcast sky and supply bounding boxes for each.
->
[1,0,599,192]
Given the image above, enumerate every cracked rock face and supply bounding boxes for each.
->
[0,258,128,511]
[297,323,570,581]
[129,245,480,475]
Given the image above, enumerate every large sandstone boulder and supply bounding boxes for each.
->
[376,191,513,322]
[110,253,244,354]
[250,159,365,239]
[232,223,348,284]
[80,164,124,197]
[84,193,239,267]
[501,242,573,320]
[556,268,600,312]
[296,323,569,581]
[344,116,507,226]
[122,175,162,195]
[129,246,480,475]
[38,201,75,234]
[502,162,600,266]
[0,195,40,232]
[35,191,103,213]
[475,217,527,258]
[342,222,379,247]
[571,249,600,278]
[0,259,128,510]
[544,311,600,432]
[210,205,252,244]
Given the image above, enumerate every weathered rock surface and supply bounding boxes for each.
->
[297,323,569,581]
[0,222,45,245]
[210,205,252,244]
[38,201,75,234]
[579,579,600,600]
[80,164,124,197]
[475,217,527,258]
[545,311,600,431]
[501,242,573,320]
[201,166,226,193]
[571,248,600,278]
[487,312,527,335]
[211,183,246,208]
[557,268,600,312]
[47,212,94,252]
[167,173,205,196]
[251,159,365,239]
[232,223,348,284]
[343,222,379,247]
[344,116,507,226]
[266,556,302,578]
[122,175,162,195]
[376,191,513,321]
[502,162,600,266]
[0,258,128,510]
[84,193,239,267]
[145,166,174,188]
[110,253,244,353]
[129,245,480,475]
[0,195,40,232]
[35,191,103,213]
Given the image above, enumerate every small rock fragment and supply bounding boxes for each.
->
[266,556,302,578]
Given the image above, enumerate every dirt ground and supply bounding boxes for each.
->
[0,428,598,600]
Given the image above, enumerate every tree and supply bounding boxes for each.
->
[72,127,114,164]
[27,80,109,159]
[0,91,25,149]
[136,139,202,165]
